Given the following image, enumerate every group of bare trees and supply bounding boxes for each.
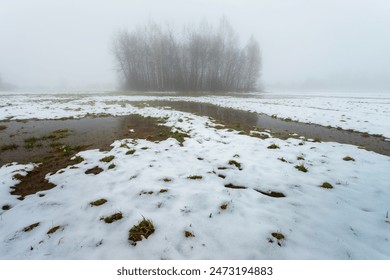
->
[112,18,261,92]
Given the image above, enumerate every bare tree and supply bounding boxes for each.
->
[112,18,261,92]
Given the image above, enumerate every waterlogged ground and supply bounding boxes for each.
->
[0,91,389,259]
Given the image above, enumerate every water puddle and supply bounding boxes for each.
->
[0,115,186,198]
[141,101,390,156]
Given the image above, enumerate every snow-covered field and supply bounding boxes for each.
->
[0,91,389,259]
[1,90,389,138]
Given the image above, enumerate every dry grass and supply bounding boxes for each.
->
[128,218,155,245]
[102,212,123,223]
[90,198,107,207]
[343,156,355,161]
[184,231,195,238]
[47,226,61,235]
[321,182,333,189]
[23,222,40,232]
[1,144,19,151]
[100,155,115,163]
[187,175,203,180]
[295,164,308,173]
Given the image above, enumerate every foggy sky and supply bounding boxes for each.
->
[1,0,390,91]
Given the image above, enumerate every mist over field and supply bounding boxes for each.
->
[1,0,390,264]
[1,0,390,91]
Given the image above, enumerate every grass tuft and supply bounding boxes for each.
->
[295,164,308,172]
[271,232,285,240]
[184,231,195,238]
[255,189,285,198]
[100,155,115,162]
[224,183,247,189]
[72,155,84,164]
[220,203,228,210]
[47,226,61,235]
[102,212,123,223]
[108,163,116,169]
[228,160,242,169]
[321,182,333,189]
[267,144,280,149]
[343,156,355,161]
[23,222,40,232]
[90,199,107,206]
[128,218,155,245]
[126,149,135,155]
[2,204,11,211]
[187,175,203,180]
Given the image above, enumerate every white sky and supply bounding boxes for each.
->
[1,0,390,91]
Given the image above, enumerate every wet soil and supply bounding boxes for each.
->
[141,101,390,156]
[0,115,185,198]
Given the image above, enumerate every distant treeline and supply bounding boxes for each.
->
[112,18,261,92]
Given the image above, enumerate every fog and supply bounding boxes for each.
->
[1,0,390,91]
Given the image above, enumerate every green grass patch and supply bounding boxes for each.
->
[47,129,71,140]
[158,129,188,144]
[297,156,305,160]
[271,232,285,240]
[24,137,39,149]
[126,149,136,155]
[224,183,247,189]
[162,178,172,182]
[267,144,280,149]
[295,164,308,173]
[187,175,203,180]
[102,212,123,223]
[108,163,116,169]
[320,182,333,189]
[72,155,84,164]
[62,145,74,156]
[128,218,155,245]
[1,144,18,151]
[90,198,107,206]
[100,155,115,162]
[159,189,168,193]
[49,142,64,148]
[255,189,285,198]
[228,160,242,169]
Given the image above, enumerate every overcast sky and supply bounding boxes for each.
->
[1,0,390,91]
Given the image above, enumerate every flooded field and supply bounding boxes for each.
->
[143,101,390,156]
[0,115,186,198]
[1,93,389,260]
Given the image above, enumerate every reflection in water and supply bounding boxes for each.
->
[145,101,390,156]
